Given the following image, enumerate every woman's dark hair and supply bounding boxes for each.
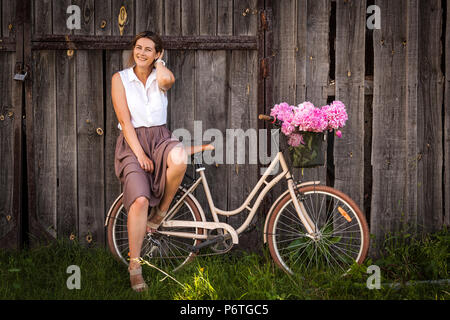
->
[126,31,163,68]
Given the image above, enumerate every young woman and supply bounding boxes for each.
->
[111,31,187,292]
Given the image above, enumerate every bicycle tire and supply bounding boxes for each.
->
[106,187,204,272]
[267,185,369,276]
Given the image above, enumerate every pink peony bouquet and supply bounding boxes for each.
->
[270,101,348,147]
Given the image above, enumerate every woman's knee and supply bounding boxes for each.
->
[130,196,149,211]
[168,147,188,172]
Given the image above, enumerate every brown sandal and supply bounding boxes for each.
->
[146,206,167,232]
[129,258,148,292]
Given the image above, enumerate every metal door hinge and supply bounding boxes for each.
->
[260,57,269,79]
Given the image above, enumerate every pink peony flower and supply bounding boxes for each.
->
[270,102,294,122]
[321,101,348,130]
[270,100,347,143]
[287,133,304,147]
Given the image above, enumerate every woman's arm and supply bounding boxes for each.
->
[111,73,154,172]
[155,49,175,92]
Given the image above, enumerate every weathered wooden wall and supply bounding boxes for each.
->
[267,0,448,255]
[1,0,264,249]
[0,0,449,256]
[0,0,23,250]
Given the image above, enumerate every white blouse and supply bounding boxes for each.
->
[117,65,167,130]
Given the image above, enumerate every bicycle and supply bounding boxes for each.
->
[105,114,370,276]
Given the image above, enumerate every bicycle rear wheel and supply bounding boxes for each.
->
[106,187,203,272]
[267,185,369,276]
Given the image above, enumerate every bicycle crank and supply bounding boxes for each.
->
[187,232,233,253]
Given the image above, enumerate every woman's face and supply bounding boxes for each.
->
[133,37,160,68]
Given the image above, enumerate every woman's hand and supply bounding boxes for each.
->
[137,153,154,173]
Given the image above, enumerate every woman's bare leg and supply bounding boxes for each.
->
[127,196,149,291]
[148,146,187,229]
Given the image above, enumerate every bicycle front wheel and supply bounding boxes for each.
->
[106,187,204,273]
[267,185,369,276]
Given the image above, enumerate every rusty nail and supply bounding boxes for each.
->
[100,20,107,29]
[67,49,74,57]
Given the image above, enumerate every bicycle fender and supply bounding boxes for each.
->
[104,193,124,227]
[180,187,207,222]
[263,181,321,243]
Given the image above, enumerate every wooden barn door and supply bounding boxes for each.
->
[11,0,271,249]
[0,0,26,249]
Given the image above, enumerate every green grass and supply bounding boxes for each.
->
[0,228,448,300]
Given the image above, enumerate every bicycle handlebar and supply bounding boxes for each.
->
[258,114,274,121]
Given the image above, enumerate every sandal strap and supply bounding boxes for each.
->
[155,208,167,217]
[132,283,148,291]
[129,267,142,276]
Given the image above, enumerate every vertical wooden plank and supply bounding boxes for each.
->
[195,50,229,213]
[234,0,258,36]
[3,0,16,38]
[72,0,94,35]
[165,0,181,35]
[112,0,134,36]
[168,51,196,135]
[371,0,408,252]
[182,0,199,35]
[405,0,419,232]
[32,50,57,239]
[226,0,259,248]
[217,0,233,36]
[105,50,122,238]
[295,0,307,103]
[334,0,366,211]
[302,0,330,185]
[200,0,216,35]
[94,0,112,36]
[56,49,78,240]
[136,0,164,34]
[271,0,296,200]
[416,0,443,233]
[228,50,259,249]
[32,0,51,36]
[76,50,104,247]
[0,52,17,248]
[0,0,2,36]
[445,0,450,227]
[169,0,195,189]
[53,0,74,35]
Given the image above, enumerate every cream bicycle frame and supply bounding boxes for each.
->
[159,150,318,244]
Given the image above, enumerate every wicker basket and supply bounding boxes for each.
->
[288,132,325,168]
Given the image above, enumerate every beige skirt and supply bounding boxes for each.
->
[114,125,182,212]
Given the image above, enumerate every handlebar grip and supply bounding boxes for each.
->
[258,114,274,121]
